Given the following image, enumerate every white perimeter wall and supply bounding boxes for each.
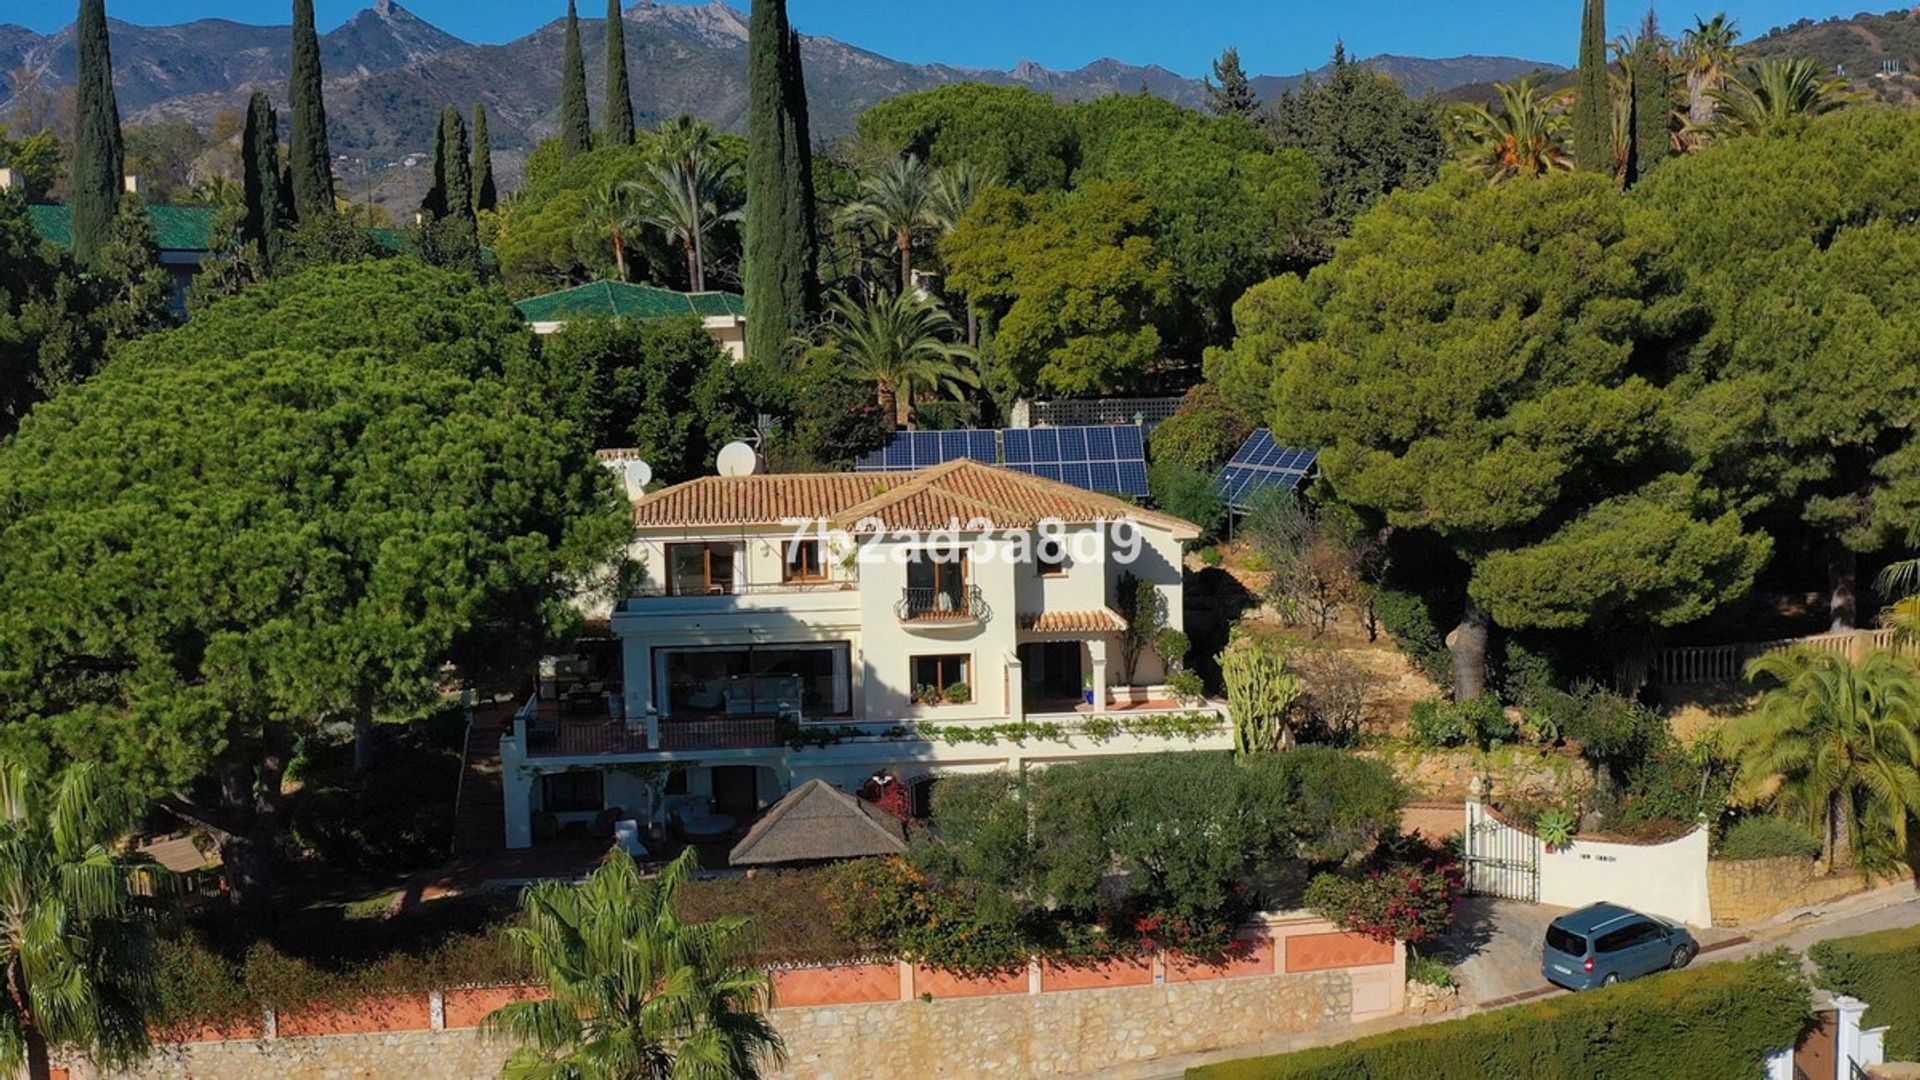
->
[1538,827,1713,926]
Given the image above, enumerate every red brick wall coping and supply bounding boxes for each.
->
[126,918,1399,1046]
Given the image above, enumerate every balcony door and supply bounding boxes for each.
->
[905,551,968,617]
[667,542,735,596]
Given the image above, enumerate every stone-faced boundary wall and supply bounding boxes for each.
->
[1706,858,1908,927]
[58,915,1401,1079]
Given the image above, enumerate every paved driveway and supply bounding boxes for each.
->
[1437,896,1744,1007]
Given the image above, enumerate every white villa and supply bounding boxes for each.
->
[497,457,1231,849]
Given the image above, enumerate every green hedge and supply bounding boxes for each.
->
[1189,954,1809,1080]
[1373,588,1452,687]
[1717,816,1822,861]
[1811,924,1920,1060]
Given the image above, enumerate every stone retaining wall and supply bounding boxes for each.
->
[1706,856,1879,927]
[60,915,1402,1079]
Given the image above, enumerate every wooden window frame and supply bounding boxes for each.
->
[783,539,828,582]
[667,542,735,595]
[911,654,972,694]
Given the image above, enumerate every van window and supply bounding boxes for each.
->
[1545,926,1587,955]
[1596,921,1656,953]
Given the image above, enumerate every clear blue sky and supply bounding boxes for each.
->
[9,0,1876,77]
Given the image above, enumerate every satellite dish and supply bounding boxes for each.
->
[716,441,761,477]
[620,458,652,500]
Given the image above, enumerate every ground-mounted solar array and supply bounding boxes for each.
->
[1215,429,1318,511]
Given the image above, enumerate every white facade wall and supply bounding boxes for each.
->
[616,520,1187,726]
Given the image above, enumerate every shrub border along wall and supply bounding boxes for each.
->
[141,916,1400,1047]
[1811,924,1920,1061]
[1188,953,1810,1080]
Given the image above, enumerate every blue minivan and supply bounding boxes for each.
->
[1541,902,1698,990]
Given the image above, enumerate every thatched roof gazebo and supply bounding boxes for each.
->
[727,780,909,867]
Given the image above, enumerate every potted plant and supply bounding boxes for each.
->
[944,681,972,706]
[1082,675,1095,707]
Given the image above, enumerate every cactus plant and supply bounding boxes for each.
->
[1221,645,1304,756]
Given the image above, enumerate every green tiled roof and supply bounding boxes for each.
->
[27,203,220,253]
[515,280,747,324]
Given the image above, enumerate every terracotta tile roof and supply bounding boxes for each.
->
[1018,608,1130,634]
[630,473,880,528]
[629,460,1199,538]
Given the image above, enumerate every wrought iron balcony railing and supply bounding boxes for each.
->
[897,585,990,624]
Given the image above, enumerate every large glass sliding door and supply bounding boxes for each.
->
[657,643,851,718]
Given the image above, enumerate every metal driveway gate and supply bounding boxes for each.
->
[1464,800,1539,902]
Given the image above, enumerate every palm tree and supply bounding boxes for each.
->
[1707,58,1851,139]
[485,849,783,1079]
[579,183,638,282]
[1874,557,1920,650]
[928,161,999,346]
[621,155,742,292]
[1455,78,1574,183]
[0,759,161,1080]
[1680,13,1741,132]
[824,289,979,431]
[1730,649,1920,874]
[652,116,737,292]
[838,155,939,294]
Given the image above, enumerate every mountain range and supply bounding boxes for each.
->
[0,0,1558,198]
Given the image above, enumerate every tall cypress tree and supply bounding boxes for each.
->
[241,91,286,270]
[472,103,497,212]
[560,0,592,157]
[289,0,336,220]
[441,107,474,224]
[603,0,634,146]
[71,0,124,267]
[744,0,818,366]
[1629,9,1671,184]
[1572,0,1611,174]
[421,110,449,221]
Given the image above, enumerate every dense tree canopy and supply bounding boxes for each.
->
[1636,108,1920,622]
[857,84,1074,193]
[494,141,670,294]
[1070,94,1319,345]
[942,181,1172,396]
[1232,168,1767,692]
[1265,46,1447,236]
[537,314,748,483]
[0,260,629,906]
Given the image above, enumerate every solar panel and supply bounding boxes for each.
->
[852,424,1150,498]
[854,430,998,472]
[1213,429,1318,510]
[998,424,1149,497]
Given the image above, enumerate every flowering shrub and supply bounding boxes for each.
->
[1303,857,1463,949]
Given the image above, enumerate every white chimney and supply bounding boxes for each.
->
[122,174,144,196]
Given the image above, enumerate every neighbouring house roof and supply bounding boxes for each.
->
[27,203,220,253]
[138,834,220,874]
[514,280,747,324]
[728,779,908,866]
[631,459,1200,538]
[1019,608,1130,634]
